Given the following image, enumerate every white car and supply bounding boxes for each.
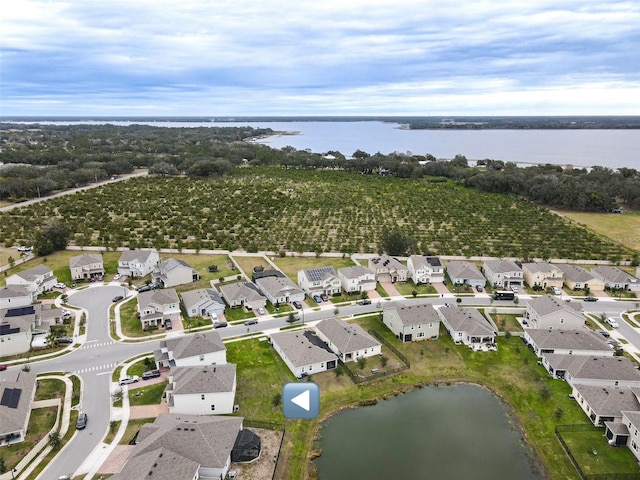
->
[606,318,619,328]
[114,273,122,280]
[53,282,67,289]
[17,245,33,252]
[118,375,140,386]
[551,287,562,295]
[510,285,519,293]
[257,307,266,315]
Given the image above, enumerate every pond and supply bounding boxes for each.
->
[314,383,545,480]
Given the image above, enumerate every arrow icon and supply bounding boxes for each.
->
[283,382,319,419]
[291,389,310,411]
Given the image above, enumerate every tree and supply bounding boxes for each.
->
[379,229,415,256]
[34,218,69,256]
[48,430,61,450]
[287,312,296,323]
[7,256,15,269]
[357,356,366,370]
[380,355,388,368]
[272,392,282,408]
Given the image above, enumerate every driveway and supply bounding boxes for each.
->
[380,281,402,297]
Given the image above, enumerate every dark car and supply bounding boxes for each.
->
[583,296,598,302]
[596,329,611,338]
[142,370,161,380]
[150,282,162,289]
[165,319,172,330]
[137,285,152,293]
[244,319,258,326]
[112,295,124,302]
[76,412,88,430]
[55,337,73,345]
[214,321,228,329]
[358,299,372,305]
[292,301,303,309]
[320,293,329,302]
[475,285,483,292]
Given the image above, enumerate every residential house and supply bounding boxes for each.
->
[606,411,640,459]
[1,304,63,356]
[556,264,605,292]
[166,364,237,415]
[382,302,440,342]
[407,255,445,284]
[0,370,37,446]
[445,261,485,288]
[112,414,260,480]
[571,384,640,426]
[69,253,105,281]
[591,266,640,292]
[523,295,585,330]
[297,266,342,297]
[523,329,614,358]
[0,285,34,310]
[337,265,377,294]
[314,318,381,362]
[154,331,227,369]
[482,259,523,289]
[219,282,267,310]
[137,289,181,330]
[181,288,225,318]
[255,276,305,305]
[117,249,160,278]
[437,305,496,350]
[368,255,408,283]
[542,354,640,387]
[5,265,57,296]
[270,330,339,378]
[522,262,564,290]
[152,258,200,288]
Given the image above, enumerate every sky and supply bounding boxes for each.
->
[1,0,639,116]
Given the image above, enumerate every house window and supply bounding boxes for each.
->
[417,332,425,338]
[309,366,313,371]
[560,318,564,324]
[321,363,324,368]
[199,354,205,361]
[211,405,215,411]
[457,332,463,338]
[429,323,433,328]
[201,394,205,400]
[615,381,619,386]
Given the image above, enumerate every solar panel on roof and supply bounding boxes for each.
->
[5,306,35,317]
[0,388,22,409]
[307,267,334,282]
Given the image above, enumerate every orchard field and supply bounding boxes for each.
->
[0,167,631,260]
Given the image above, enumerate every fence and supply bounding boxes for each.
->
[367,328,411,368]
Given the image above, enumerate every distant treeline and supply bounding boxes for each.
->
[405,116,640,129]
[1,123,638,211]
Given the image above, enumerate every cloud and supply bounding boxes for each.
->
[1,0,639,115]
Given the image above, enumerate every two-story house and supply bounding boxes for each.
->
[153,331,227,369]
[117,249,160,278]
[522,262,564,290]
[5,265,57,296]
[337,266,376,294]
[137,289,181,329]
[69,253,105,281]
[523,295,585,330]
[368,256,408,283]
[482,259,523,289]
[165,364,237,415]
[152,258,199,288]
[407,256,444,284]
[382,302,440,342]
[297,267,342,297]
[0,285,34,310]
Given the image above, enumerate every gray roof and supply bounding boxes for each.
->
[255,276,303,297]
[556,264,596,283]
[385,302,440,326]
[409,255,442,269]
[572,384,640,417]
[0,370,37,435]
[446,261,485,281]
[544,354,640,381]
[0,285,31,299]
[160,332,226,359]
[525,328,611,352]
[338,265,374,279]
[522,262,563,275]
[438,306,495,336]
[369,255,406,271]
[157,258,194,275]
[180,288,224,310]
[134,414,243,470]
[138,289,180,310]
[171,365,236,395]
[526,295,582,317]
[119,249,158,263]
[110,447,200,480]
[483,259,521,274]
[11,264,53,281]
[592,266,638,285]
[604,420,629,435]
[69,253,103,269]
[315,318,380,353]
[301,266,338,282]
[623,411,640,429]
[270,330,338,367]
[219,282,265,303]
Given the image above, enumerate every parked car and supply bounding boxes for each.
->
[292,301,303,309]
[62,310,72,318]
[257,307,266,315]
[118,375,139,386]
[510,285,519,293]
[142,370,161,380]
[245,319,258,326]
[0,364,7,371]
[551,287,562,295]
[606,318,619,328]
[150,282,162,289]
[17,245,32,252]
[213,321,228,329]
[113,273,121,280]
[55,337,73,345]
[54,282,66,289]
[358,299,372,305]
[475,285,483,292]
[76,412,88,430]
[165,319,173,330]
[137,285,151,292]
[112,295,124,302]
[313,295,323,303]
[583,296,598,302]
[320,293,329,302]
[595,329,610,338]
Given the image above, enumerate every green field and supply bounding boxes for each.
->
[0,168,633,260]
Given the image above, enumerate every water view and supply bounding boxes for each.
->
[314,383,544,480]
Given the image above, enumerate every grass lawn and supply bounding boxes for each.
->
[394,280,438,296]
[166,253,239,293]
[271,255,356,281]
[127,356,157,377]
[225,306,256,322]
[119,418,156,445]
[232,255,268,278]
[490,312,525,333]
[34,378,66,401]
[0,406,58,471]
[560,429,640,475]
[128,381,168,406]
[376,283,389,297]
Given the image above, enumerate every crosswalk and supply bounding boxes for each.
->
[79,341,116,349]
[74,362,118,374]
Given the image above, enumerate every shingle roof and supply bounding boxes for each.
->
[0,285,31,299]
[526,295,582,317]
[158,258,193,275]
[483,259,521,274]
[438,306,495,336]
[315,318,380,353]
[301,266,338,282]
[12,264,52,281]
[255,276,303,298]
[556,264,596,283]
[525,328,611,352]
[138,289,180,310]
[180,288,224,311]
[385,302,440,326]
[161,332,226,359]
[110,447,200,480]
[0,370,37,435]
[572,384,640,416]
[338,265,374,279]
[446,261,485,281]
[69,253,103,268]
[544,354,640,381]
[409,255,442,269]
[119,249,158,263]
[270,330,338,367]
[592,266,639,285]
[219,282,265,303]
[171,365,236,395]
[369,255,406,271]
[522,262,563,275]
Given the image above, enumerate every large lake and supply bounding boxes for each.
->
[7,119,639,169]
[314,384,545,480]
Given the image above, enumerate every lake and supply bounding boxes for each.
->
[6,119,639,169]
[314,384,545,480]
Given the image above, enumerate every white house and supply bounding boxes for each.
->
[219,282,267,310]
[271,330,339,378]
[337,265,377,294]
[255,276,305,305]
[152,258,199,288]
[117,249,160,278]
[0,285,34,310]
[571,384,640,426]
[297,266,342,297]
[154,331,227,369]
[556,264,605,292]
[69,253,105,281]
[591,266,640,292]
[407,256,444,284]
[314,318,381,362]
[166,364,237,415]
[445,261,485,288]
[542,354,640,387]
[0,370,37,446]
[523,295,585,330]
[438,305,496,350]
[1,304,63,356]
[522,262,564,290]
[137,289,181,329]
[523,329,614,358]
[482,259,523,289]
[382,302,440,342]
[181,288,225,318]
[5,265,57,296]
[368,256,408,283]
[606,411,640,460]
